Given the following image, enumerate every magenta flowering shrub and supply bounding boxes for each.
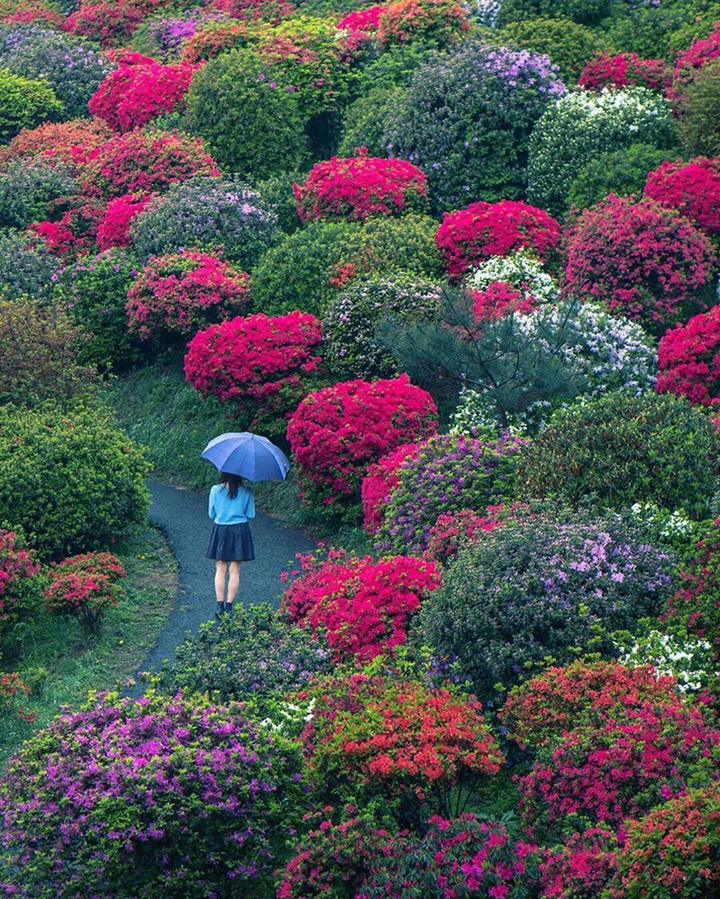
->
[126,250,251,343]
[361,442,421,534]
[656,306,720,408]
[95,193,150,251]
[540,827,620,898]
[0,528,39,629]
[0,690,307,896]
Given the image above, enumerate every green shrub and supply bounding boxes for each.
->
[422,513,676,698]
[679,59,720,158]
[0,403,150,560]
[600,1,720,59]
[497,0,612,28]
[0,158,77,229]
[54,249,142,373]
[493,17,602,82]
[252,214,443,317]
[0,230,58,302]
[338,86,405,157]
[517,392,719,520]
[0,67,62,143]
[566,143,679,210]
[184,49,311,178]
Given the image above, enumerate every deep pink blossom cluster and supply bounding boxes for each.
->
[644,157,720,235]
[361,442,421,534]
[472,281,539,321]
[376,0,470,50]
[0,529,39,624]
[579,52,669,91]
[656,305,720,407]
[66,0,166,48]
[44,551,127,631]
[96,193,151,250]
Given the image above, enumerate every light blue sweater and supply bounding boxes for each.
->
[208,484,255,525]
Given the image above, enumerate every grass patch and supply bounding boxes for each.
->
[0,524,177,768]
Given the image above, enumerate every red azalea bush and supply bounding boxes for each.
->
[518,700,719,838]
[126,250,250,342]
[0,119,112,170]
[95,193,150,251]
[44,550,126,633]
[294,150,429,223]
[644,157,720,235]
[89,60,198,133]
[287,375,438,520]
[29,199,105,259]
[66,0,168,49]
[540,827,620,898]
[423,506,508,565]
[656,306,720,407]
[280,548,441,662]
[500,660,683,751]
[361,442,421,534]
[0,529,39,627]
[578,52,669,92]
[376,0,470,50]
[472,281,540,320]
[300,673,503,819]
[436,199,561,282]
[179,21,250,64]
[184,311,323,436]
[82,130,219,200]
[337,6,383,43]
[0,672,35,725]
[563,194,717,332]
[614,783,720,898]
[0,0,62,27]
[668,23,720,105]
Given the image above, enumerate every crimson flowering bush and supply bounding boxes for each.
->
[0,528,39,628]
[0,690,307,896]
[614,783,720,898]
[436,199,561,282]
[44,551,126,634]
[66,0,168,49]
[361,442,420,535]
[95,193,150,251]
[29,198,105,260]
[656,306,720,408]
[184,311,323,437]
[0,118,112,171]
[578,52,669,92]
[89,58,198,132]
[337,6,382,44]
[286,375,437,521]
[280,548,441,662]
[540,827,620,898]
[423,505,511,566]
[668,23,720,106]
[82,129,219,200]
[376,0,470,50]
[294,149,429,223]
[180,20,250,64]
[0,0,62,28]
[518,700,719,839]
[500,660,683,752]
[300,673,503,822]
[471,281,539,320]
[564,195,717,333]
[0,672,35,725]
[126,250,250,343]
[644,157,720,236]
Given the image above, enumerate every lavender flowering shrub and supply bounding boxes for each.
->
[384,40,564,211]
[133,16,199,62]
[422,514,676,698]
[0,24,111,119]
[376,433,526,554]
[129,175,280,268]
[0,690,308,897]
[151,603,333,713]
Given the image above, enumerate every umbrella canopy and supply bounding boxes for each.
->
[201,432,290,482]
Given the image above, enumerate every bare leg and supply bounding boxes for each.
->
[214,560,228,603]
[226,561,241,605]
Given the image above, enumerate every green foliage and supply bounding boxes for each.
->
[600,0,720,59]
[0,230,58,302]
[679,60,720,158]
[497,0,612,27]
[184,49,311,178]
[0,67,62,143]
[0,158,77,229]
[567,143,680,210]
[338,86,404,157]
[493,16,602,82]
[0,403,150,560]
[517,392,719,520]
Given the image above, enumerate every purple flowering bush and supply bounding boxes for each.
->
[375,433,527,554]
[0,690,308,897]
[385,39,564,210]
[133,16,199,62]
[422,514,676,698]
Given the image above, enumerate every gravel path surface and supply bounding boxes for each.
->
[127,481,317,695]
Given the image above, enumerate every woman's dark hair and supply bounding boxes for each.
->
[219,472,244,500]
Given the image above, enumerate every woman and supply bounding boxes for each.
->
[207,471,255,618]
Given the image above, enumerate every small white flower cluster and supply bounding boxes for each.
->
[259,697,315,734]
[629,502,695,540]
[559,86,671,119]
[618,630,716,693]
[466,249,559,305]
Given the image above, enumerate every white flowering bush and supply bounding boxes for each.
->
[527,87,678,215]
[628,502,698,548]
[466,0,502,28]
[466,249,560,305]
[617,630,716,694]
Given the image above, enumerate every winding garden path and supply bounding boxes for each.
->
[127,481,317,695]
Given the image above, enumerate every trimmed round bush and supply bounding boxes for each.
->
[338,85,405,158]
[493,16,601,82]
[644,156,720,236]
[252,214,444,317]
[325,273,443,379]
[0,403,149,560]
[184,49,311,178]
[376,0,470,51]
[375,433,527,553]
[0,117,111,168]
[564,194,716,333]
[0,157,77,229]
[184,311,324,437]
[0,66,62,142]
[527,87,677,217]
[286,374,438,520]
[578,52,669,92]
[125,249,251,343]
[657,306,720,408]
[152,602,333,712]
[361,441,420,535]
[517,392,719,519]
[0,691,307,896]
[0,23,109,119]
[0,229,58,301]
[129,175,280,267]
[385,40,564,211]
[422,513,676,697]
[497,0,612,28]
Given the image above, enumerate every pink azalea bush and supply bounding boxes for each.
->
[644,157,720,235]
[0,528,39,628]
[578,52,669,91]
[95,194,150,251]
[376,0,470,50]
[361,442,421,534]
[44,551,127,633]
[656,305,720,407]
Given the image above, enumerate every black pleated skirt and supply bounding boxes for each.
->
[206,522,255,561]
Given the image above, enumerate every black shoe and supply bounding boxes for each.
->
[215,601,226,620]
[225,602,235,615]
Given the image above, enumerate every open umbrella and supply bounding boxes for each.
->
[201,432,290,482]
